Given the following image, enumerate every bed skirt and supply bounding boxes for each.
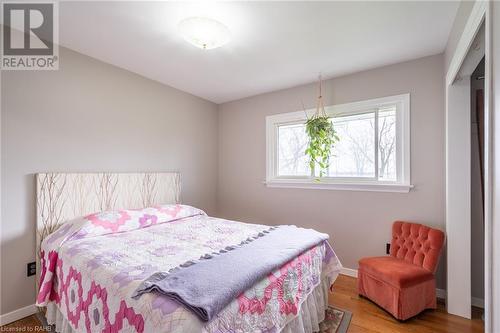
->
[44,275,334,333]
[279,276,332,333]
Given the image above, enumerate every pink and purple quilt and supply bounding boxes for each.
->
[36,205,341,332]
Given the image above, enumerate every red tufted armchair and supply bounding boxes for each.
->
[358,221,445,320]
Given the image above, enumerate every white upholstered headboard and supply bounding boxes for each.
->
[35,172,180,282]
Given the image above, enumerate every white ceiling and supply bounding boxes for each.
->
[58,1,459,104]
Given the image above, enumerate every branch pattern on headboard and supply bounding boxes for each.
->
[35,172,180,287]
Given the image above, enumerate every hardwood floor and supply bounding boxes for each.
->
[1,274,484,333]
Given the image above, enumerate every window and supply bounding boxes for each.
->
[266,94,411,192]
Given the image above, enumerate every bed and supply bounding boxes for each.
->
[35,173,341,333]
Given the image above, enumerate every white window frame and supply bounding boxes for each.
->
[265,94,412,193]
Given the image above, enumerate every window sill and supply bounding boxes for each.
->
[263,179,413,193]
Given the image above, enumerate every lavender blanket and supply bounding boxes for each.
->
[132,225,329,321]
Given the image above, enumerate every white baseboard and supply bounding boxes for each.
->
[436,288,446,299]
[434,289,484,308]
[472,297,485,309]
[0,304,37,326]
[340,267,358,278]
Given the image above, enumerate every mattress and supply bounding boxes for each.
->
[36,205,341,332]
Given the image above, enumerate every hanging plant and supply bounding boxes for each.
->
[304,75,339,178]
[305,115,338,177]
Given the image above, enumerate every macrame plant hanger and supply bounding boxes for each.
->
[314,74,327,119]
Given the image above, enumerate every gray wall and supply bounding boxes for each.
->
[217,54,446,288]
[0,47,218,315]
[0,40,452,317]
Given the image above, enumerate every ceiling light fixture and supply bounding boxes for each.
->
[178,17,231,50]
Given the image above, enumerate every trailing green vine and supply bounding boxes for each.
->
[305,115,339,178]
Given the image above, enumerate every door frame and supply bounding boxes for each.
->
[445,0,491,328]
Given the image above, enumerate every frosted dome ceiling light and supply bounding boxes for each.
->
[178,17,231,50]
